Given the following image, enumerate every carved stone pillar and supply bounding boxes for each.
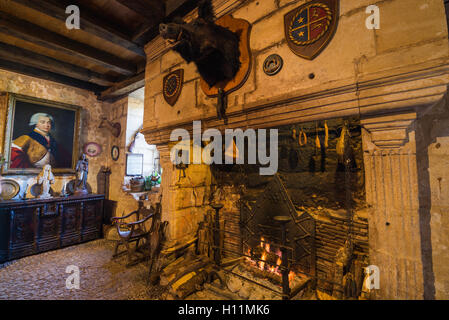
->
[361,112,425,299]
[157,145,177,248]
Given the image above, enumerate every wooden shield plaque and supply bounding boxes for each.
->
[284,0,339,60]
[163,69,184,106]
[200,16,252,97]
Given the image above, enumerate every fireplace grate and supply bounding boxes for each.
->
[202,174,317,299]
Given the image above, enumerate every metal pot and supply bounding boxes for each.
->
[130,176,145,192]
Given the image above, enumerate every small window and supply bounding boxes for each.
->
[126,153,144,176]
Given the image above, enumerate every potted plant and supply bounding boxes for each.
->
[145,171,161,191]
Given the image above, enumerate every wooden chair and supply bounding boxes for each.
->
[111,202,156,266]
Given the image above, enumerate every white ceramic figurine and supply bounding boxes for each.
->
[37,164,55,199]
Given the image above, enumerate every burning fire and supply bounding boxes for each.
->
[259,251,266,271]
[245,237,298,284]
[289,271,295,283]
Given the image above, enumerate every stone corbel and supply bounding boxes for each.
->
[361,112,417,149]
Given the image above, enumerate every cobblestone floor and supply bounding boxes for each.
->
[0,239,162,300]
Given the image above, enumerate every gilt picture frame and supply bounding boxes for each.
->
[2,93,81,175]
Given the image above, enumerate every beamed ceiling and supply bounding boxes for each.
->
[0,0,198,101]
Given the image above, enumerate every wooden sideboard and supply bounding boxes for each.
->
[0,194,104,263]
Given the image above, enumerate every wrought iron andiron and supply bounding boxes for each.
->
[274,215,292,300]
[211,203,224,265]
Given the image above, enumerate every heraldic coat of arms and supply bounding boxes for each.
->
[284,0,339,60]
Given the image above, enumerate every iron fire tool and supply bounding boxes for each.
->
[210,203,224,265]
[274,215,293,300]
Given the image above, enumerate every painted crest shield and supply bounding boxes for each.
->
[284,0,339,60]
[163,69,184,106]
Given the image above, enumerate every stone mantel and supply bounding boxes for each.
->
[142,58,449,147]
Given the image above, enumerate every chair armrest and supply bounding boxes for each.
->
[111,210,139,223]
[126,212,156,226]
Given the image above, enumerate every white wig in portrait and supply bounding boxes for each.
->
[29,113,54,127]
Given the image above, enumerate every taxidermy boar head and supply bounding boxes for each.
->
[159,0,241,88]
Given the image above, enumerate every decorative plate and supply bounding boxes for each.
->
[263,54,283,76]
[30,184,55,198]
[111,146,120,161]
[83,142,102,157]
[0,179,20,200]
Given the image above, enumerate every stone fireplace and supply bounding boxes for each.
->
[202,117,369,299]
[141,0,449,299]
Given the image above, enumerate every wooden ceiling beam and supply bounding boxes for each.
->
[134,0,197,45]
[165,0,193,16]
[98,72,145,101]
[0,11,136,76]
[0,57,106,92]
[116,0,165,21]
[0,42,119,86]
[9,0,146,57]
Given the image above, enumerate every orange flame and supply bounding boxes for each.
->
[289,271,295,283]
[247,239,293,278]
[245,248,251,262]
[276,256,282,266]
[259,252,267,271]
[265,243,270,252]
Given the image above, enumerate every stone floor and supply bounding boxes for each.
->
[0,239,163,300]
[0,240,318,300]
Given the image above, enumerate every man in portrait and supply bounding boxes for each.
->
[10,113,66,169]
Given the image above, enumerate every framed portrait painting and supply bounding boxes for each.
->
[2,93,81,175]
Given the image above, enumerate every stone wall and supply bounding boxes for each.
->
[105,96,139,218]
[161,152,214,248]
[416,96,449,300]
[143,0,448,139]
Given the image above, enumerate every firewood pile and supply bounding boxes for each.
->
[158,253,217,299]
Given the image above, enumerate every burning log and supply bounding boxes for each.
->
[251,246,280,267]
[240,262,283,284]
